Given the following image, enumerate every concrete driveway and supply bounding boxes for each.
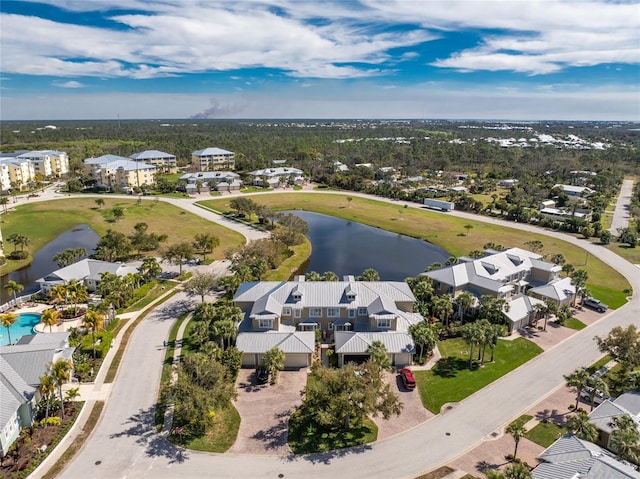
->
[227,368,309,455]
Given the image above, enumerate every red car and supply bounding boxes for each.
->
[399,368,416,390]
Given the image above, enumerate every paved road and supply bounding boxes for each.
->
[609,178,635,234]
[54,190,640,479]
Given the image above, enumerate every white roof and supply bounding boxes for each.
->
[236,332,314,354]
[529,277,575,302]
[249,167,303,177]
[130,150,175,160]
[192,147,234,156]
[37,259,138,284]
[334,331,415,354]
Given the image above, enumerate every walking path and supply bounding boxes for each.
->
[609,178,635,234]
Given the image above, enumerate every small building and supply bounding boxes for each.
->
[539,200,556,210]
[36,259,139,295]
[247,167,304,187]
[498,179,518,188]
[178,171,241,194]
[130,150,177,173]
[553,184,595,197]
[540,208,590,222]
[191,147,235,171]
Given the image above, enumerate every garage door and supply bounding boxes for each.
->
[393,353,412,368]
[241,353,264,368]
[284,353,310,369]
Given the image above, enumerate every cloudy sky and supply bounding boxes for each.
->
[1,0,639,121]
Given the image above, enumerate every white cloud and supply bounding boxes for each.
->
[52,80,85,88]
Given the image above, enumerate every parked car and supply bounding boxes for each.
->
[399,368,416,390]
[256,367,269,384]
[580,387,609,406]
[583,297,608,313]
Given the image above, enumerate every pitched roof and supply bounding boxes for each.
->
[334,331,415,354]
[192,147,234,156]
[503,294,545,324]
[0,356,36,427]
[37,259,138,284]
[236,332,314,354]
[529,277,575,302]
[130,150,175,160]
[589,391,640,435]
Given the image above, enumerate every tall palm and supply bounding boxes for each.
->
[586,375,609,411]
[608,414,640,464]
[0,312,18,345]
[566,410,598,441]
[454,292,474,324]
[505,422,528,460]
[38,373,56,427]
[462,322,482,370]
[51,359,73,420]
[432,294,454,327]
[564,368,590,410]
[4,280,24,303]
[83,310,104,359]
[66,280,88,314]
[40,308,61,333]
[49,284,68,309]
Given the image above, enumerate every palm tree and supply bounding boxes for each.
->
[366,340,392,371]
[51,358,73,419]
[409,321,436,363]
[462,321,482,370]
[139,257,162,281]
[454,292,474,324]
[40,308,61,333]
[83,310,104,359]
[0,312,18,345]
[49,284,68,309]
[506,422,528,460]
[431,294,454,327]
[608,414,640,464]
[487,323,503,362]
[38,373,56,427]
[570,269,589,306]
[566,410,598,441]
[4,280,24,303]
[212,319,236,349]
[66,280,88,314]
[262,347,285,385]
[585,375,609,411]
[564,368,590,410]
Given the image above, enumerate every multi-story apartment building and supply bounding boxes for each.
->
[191,147,235,171]
[83,154,156,191]
[130,150,177,174]
[16,150,70,178]
[0,158,35,191]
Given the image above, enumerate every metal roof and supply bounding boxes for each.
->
[130,150,175,160]
[192,147,234,156]
[236,332,314,354]
[334,331,414,354]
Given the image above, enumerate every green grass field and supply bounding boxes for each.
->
[200,193,631,308]
[414,337,543,414]
[1,197,245,273]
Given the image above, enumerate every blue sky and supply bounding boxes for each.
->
[1,0,639,121]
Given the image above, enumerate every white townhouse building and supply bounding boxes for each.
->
[130,150,177,174]
[247,167,304,187]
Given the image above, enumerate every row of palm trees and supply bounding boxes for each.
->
[38,358,74,424]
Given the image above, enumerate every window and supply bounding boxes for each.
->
[294,309,301,318]
[282,307,291,316]
[435,282,441,290]
[358,307,368,316]
[309,308,322,317]
[328,322,334,330]
[448,286,454,294]
[327,308,340,317]
[258,319,273,329]
[348,309,356,318]
[377,318,391,329]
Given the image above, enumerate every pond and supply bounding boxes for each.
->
[1,224,100,304]
[286,211,450,280]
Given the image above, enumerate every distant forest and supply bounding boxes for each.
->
[1,120,638,180]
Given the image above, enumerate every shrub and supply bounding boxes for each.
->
[8,251,28,260]
[39,416,62,427]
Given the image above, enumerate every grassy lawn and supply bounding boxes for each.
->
[526,421,567,447]
[510,415,533,429]
[587,355,612,374]
[563,317,587,331]
[263,237,311,281]
[175,405,241,453]
[123,280,178,312]
[1,197,245,274]
[288,409,378,454]
[414,337,543,414]
[200,193,630,307]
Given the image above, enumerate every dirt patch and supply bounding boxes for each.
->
[227,368,308,455]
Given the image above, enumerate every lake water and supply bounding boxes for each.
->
[286,211,450,280]
[1,224,100,304]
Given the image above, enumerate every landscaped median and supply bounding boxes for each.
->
[414,337,543,414]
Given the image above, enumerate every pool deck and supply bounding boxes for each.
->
[9,303,85,335]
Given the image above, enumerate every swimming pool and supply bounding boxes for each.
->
[0,313,41,346]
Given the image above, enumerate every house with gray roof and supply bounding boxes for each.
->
[36,259,139,295]
[529,276,576,307]
[424,247,562,332]
[247,167,304,187]
[589,391,640,454]
[0,332,74,456]
[234,276,423,368]
[533,433,639,479]
[178,171,241,193]
[191,147,235,171]
[130,150,177,173]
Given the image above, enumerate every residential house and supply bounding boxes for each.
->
[247,167,304,188]
[130,150,177,174]
[83,154,156,190]
[424,247,562,332]
[529,277,576,307]
[533,433,639,479]
[178,171,241,194]
[233,276,423,368]
[0,332,74,456]
[16,150,70,178]
[191,147,235,171]
[540,207,590,223]
[589,391,640,454]
[553,184,595,198]
[498,179,518,188]
[36,259,139,295]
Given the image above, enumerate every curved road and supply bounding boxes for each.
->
[23,188,639,479]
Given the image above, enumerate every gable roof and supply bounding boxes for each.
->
[503,294,545,324]
[0,356,37,427]
[529,277,575,302]
[236,332,314,354]
[130,150,175,160]
[334,331,415,354]
[192,147,234,156]
[36,259,138,284]
[589,391,640,435]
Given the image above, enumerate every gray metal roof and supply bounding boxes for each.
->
[0,356,36,427]
[130,150,175,160]
[334,331,415,354]
[236,332,314,354]
[37,259,138,284]
[192,147,234,156]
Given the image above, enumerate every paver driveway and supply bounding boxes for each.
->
[228,368,309,455]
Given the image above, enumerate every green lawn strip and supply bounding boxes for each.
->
[526,421,567,448]
[123,280,178,312]
[105,290,178,383]
[510,414,533,429]
[263,237,311,281]
[415,337,543,414]
[564,317,587,331]
[288,407,378,454]
[1,198,245,275]
[586,355,612,374]
[154,312,190,430]
[201,193,630,304]
[175,405,241,453]
[40,402,102,479]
